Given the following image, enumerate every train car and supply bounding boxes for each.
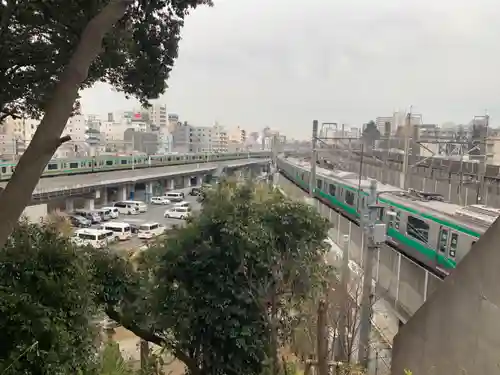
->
[277,156,489,277]
[0,151,272,181]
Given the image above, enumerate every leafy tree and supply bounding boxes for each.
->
[0,0,212,249]
[0,222,100,374]
[361,121,380,146]
[97,180,330,375]
[98,341,134,375]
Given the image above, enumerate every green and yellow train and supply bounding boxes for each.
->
[277,156,494,277]
[0,151,271,181]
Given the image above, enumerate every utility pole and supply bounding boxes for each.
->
[401,107,412,191]
[310,120,318,199]
[476,112,489,204]
[356,144,364,212]
[335,234,350,362]
[317,291,329,375]
[358,179,385,369]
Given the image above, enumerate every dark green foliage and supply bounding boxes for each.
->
[0,0,212,121]
[0,222,99,374]
[141,181,330,375]
[0,180,330,375]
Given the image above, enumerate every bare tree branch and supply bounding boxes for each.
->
[0,0,133,250]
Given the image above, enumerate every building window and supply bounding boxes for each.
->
[407,216,429,244]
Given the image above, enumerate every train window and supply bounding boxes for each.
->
[345,191,355,206]
[47,163,58,170]
[106,160,113,166]
[438,228,448,253]
[316,179,322,189]
[69,162,79,169]
[407,216,429,244]
[1,167,5,173]
[121,160,127,165]
[449,233,458,258]
[329,184,336,196]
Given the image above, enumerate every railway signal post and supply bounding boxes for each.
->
[357,179,387,369]
[310,120,319,200]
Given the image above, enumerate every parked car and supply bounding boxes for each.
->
[69,215,91,228]
[95,208,112,222]
[151,196,171,205]
[189,187,201,196]
[74,210,101,224]
[164,206,191,220]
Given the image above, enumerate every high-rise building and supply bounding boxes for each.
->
[148,103,167,128]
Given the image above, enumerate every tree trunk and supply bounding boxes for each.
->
[317,297,329,375]
[140,339,150,371]
[0,0,132,250]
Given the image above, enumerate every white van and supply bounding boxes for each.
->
[164,207,191,220]
[137,222,165,239]
[72,228,108,249]
[164,192,184,202]
[122,200,148,213]
[113,202,139,215]
[100,222,132,241]
[102,206,119,219]
[173,201,191,209]
[151,196,171,205]
[102,230,117,244]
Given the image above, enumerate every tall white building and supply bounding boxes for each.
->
[148,103,167,128]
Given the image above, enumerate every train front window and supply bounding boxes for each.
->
[316,179,322,190]
[407,216,429,244]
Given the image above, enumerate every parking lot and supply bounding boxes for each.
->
[77,187,202,252]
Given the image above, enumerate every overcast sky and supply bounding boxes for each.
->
[80,0,500,139]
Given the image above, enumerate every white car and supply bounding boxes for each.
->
[164,207,191,220]
[101,206,119,219]
[151,196,171,205]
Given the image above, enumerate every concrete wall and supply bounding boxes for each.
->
[392,214,500,374]
[329,158,500,208]
[21,204,48,223]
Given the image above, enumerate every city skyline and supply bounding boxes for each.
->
[80,0,500,140]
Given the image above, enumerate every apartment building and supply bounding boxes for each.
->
[170,122,229,153]
[148,103,167,128]
[124,129,158,155]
